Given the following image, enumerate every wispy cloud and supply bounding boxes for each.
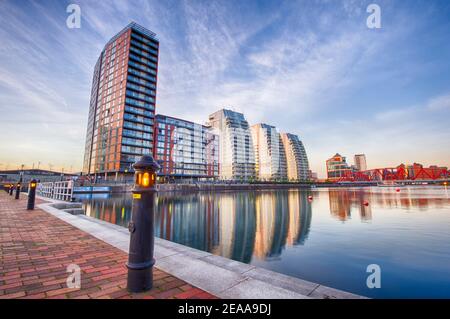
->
[427,94,450,111]
[0,0,449,175]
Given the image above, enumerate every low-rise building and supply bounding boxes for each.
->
[326,153,352,181]
[154,114,219,179]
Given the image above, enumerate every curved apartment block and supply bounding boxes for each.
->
[251,124,287,181]
[207,109,256,180]
[280,133,310,181]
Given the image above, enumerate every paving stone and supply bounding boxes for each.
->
[307,284,368,299]
[0,193,216,300]
[220,278,310,299]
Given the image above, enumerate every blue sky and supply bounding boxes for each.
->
[0,0,449,177]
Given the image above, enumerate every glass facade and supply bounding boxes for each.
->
[82,23,159,177]
[207,109,256,180]
[251,124,288,181]
[326,153,352,180]
[154,115,219,178]
[280,133,310,181]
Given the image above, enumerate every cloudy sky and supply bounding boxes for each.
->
[0,0,449,177]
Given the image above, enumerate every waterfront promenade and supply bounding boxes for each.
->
[0,192,215,299]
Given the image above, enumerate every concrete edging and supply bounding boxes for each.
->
[36,196,366,299]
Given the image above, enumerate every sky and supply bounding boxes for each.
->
[0,0,449,177]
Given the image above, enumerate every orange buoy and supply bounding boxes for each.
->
[396,188,401,192]
[363,201,369,206]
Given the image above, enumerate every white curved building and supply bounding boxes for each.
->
[280,133,310,181]
[207,109,256,180]
[251,123,287,181]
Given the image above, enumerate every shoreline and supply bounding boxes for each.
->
[37,195,366,299]
[71,182,449,195]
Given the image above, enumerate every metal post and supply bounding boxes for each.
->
[15,182,21,199]
[126,155,160,293]
[15,175,22,200]
[27,179,37,210]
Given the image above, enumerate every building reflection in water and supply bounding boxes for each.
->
[328,189,373,222]
[80,190,313,264]
[328,189,352,221]
[82,194,133,227]
[80,188,448,264]
[327,187,450,222]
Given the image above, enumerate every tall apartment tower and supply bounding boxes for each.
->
[82,22,159,179]
[354,154,367,171]
[251,124,287,181]
[280,133,310,181]
[207,109,256,180]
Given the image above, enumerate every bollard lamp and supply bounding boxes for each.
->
[126,154,160,293]
[27,179,37,210]
[15,182,21,200]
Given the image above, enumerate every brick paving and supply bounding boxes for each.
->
[0,191,217,299]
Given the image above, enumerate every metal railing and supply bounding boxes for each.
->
[37,181,74,201]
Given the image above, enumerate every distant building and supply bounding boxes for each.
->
[309,171,318,181]
[82,22,159,179]
[154,114,219,179]
[280,133,310,181]
[354,154,367,171]
[251,124,287,181]
[406,163,449,180]
[326,153,352,180]
[207,109,256,180]
[0,169,77,184]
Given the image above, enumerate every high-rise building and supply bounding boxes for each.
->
[354,154,367,171]
[326,153,352,180]
[251,124,287,181]
[153,114,219,179]
[82,22,159,179]
[207,109,256,180]
[280,133,310,181]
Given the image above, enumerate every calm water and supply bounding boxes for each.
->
[77,187,450,298]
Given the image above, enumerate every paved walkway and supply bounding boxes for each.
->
[0,192,216,299]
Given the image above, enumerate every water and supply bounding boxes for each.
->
[77,186,450,298]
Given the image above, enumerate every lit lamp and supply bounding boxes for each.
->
[15,181,21,200]
[126,154,160,293]
[27,179,38,210]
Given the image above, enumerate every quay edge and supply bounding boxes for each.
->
[36,195,367,300]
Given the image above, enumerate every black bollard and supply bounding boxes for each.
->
[15,182,21,200]
[27,179,37,210]
[126,155,160,293]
